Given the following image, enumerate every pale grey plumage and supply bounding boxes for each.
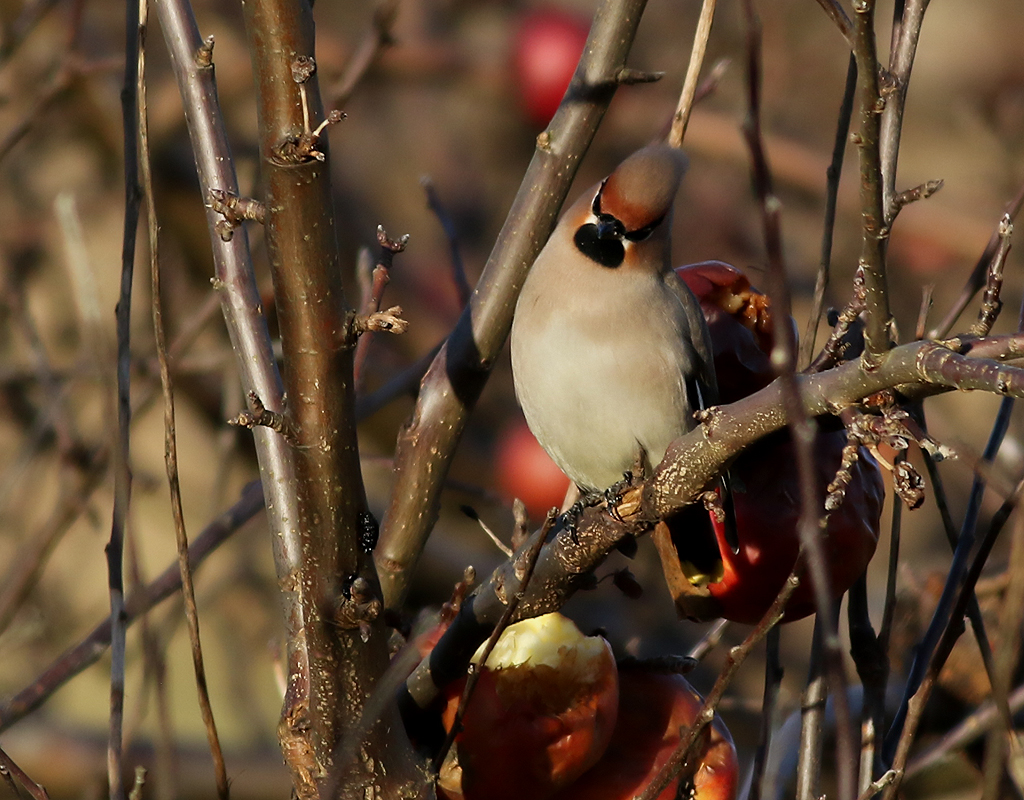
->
[510,144,717,494]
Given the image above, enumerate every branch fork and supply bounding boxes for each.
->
[228,391,294,438]
[347,226,411,348]
[270,55,347,164]
[208,189,265,241]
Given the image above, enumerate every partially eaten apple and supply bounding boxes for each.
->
[436,613,619,800]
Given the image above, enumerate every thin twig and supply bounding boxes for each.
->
[0,0,61,64]
[125,530,179,800]
[848,575,885,792]
[638,573,800,800]
[813,0,854,46]
[858,769,899,800]
[422,177,472,308]
[328,0,400,108]
[808,270,867,372]
[692,57,730,105]
[667,0,716,148]
[0,462,108,636]
[747,626,783,800]
[687,618,729,663]
[930,179,1024,338]
[800,54,857,368]
[879,0,930,224]
[139,5,229,794]
[354,341,443,420]
[796,618,827,800]
[128,767,147,800]
[0,67,73,164]
[915,285,934,340]
[352,225,409,388]
[877,453,903,650]
[0,745,51,800]
[917,424,996,667]
[851,0,892,365]
[981,509,1024,800]
[970,214,1013,337]
[107,0,144,794]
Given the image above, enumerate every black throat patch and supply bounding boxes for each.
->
[574,223,625,268]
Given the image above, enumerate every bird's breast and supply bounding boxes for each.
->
[511,274,695,492]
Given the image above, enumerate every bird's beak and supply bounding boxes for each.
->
[595,218,623,240]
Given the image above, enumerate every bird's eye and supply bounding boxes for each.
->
[623,213,666,242]
[574,223,625,268]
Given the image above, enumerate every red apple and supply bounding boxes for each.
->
[437,613,619,800]
[703,429,883,624]
[660,263,884,624]
[512,10,590,128]
[555,667,738,800]
[495,420,572,521]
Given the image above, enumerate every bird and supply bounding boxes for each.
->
[510,143,723,509]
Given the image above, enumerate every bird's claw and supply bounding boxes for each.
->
[559,502,584,545]
[604,471,635,522]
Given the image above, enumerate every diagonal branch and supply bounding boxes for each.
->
[667,0,716,147]
[0,481,264,735]
[375,0,656,610]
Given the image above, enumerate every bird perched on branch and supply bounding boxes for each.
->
[511,144,731,537]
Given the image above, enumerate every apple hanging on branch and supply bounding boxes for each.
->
[654,262,885,625]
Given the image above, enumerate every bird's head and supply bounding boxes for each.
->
[571,144,688,272]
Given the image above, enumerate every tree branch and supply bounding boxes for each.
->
[375,0,654,610]
[0,480,264,735]
[851,0,892,364]
[239,3,420,797]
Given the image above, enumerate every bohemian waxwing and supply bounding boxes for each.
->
[510,144,722,507]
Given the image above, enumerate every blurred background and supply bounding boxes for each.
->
[1,0,1023,797]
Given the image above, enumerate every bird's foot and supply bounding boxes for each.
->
[559,490,606,544]
[604,471,637,522]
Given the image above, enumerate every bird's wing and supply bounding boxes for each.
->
[664,268,719,407]
[664,268,740,554]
